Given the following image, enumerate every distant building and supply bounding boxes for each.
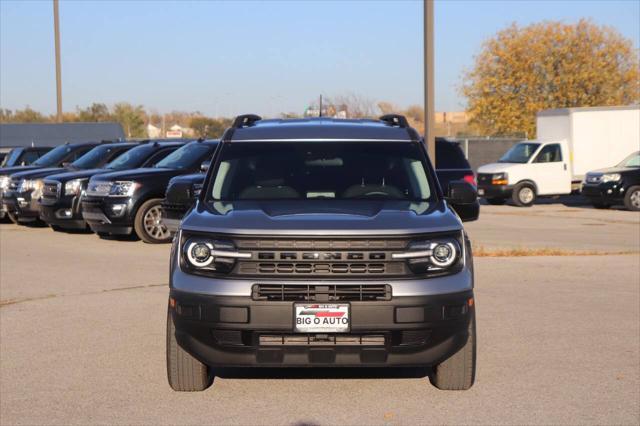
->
[146,124,161,138]
[0,122,125,148]
[435,112,469,124]
[166,124,194,138]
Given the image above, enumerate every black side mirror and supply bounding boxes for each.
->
[61,162,71,168]
[446,181,479,222]
[200,161,210,172]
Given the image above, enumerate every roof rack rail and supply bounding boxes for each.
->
[231,114,262,129]
[379,114,409,128]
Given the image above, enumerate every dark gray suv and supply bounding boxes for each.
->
[167,114,479,391]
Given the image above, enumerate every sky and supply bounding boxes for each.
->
[1,0,639,118]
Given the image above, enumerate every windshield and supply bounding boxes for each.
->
[105,144,155,170]
[617,152,640,168]
[32,145,73,166]
[1,148,21,167]
[154,143,212,170]
[498,143,541,163]
[208,142,434,202]
[71,145,121,169]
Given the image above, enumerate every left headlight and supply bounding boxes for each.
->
[18,179,43,193]
[0,176,9,190]
[601,173,621,183]
[391,234,464,276]
[64,179,86,196]
[109,181,138,196]
[181,234,251,275]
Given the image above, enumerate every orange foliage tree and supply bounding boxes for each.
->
[462,20,640,137]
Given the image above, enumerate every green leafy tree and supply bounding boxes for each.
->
[462,20,640,137]
[77,103,112,122]
[112,103,146,138]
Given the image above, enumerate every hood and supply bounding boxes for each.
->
[169,173,205,186]
[587,166,639,175]
[89,167,181,182]
[181,199,462,236]
[44,168,107,183]
[8,167,66,181]
[0,165,41,176]
[477,162,524,174]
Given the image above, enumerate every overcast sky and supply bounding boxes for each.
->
[1,0,638,117]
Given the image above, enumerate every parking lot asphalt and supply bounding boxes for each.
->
[1,203,639,425]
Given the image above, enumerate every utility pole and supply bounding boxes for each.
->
[424,0,435,165]
[319,94,323,117]
[53,0,63,122]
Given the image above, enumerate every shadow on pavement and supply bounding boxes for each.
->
[214,366,430,380]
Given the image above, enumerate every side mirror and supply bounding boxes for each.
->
[446,181,479,222]
[200,161,210,172]
[61,162,71,168]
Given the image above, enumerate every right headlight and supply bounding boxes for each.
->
[181,234,251,275]
[601,173,621,183]
[109,181,138,196]
[64,178,87,196]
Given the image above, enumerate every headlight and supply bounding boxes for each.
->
[181,235,251,275]
[0,176,9,190]
[391,235,463,275]
[109,181,138,196]
[601,173,621,183]
[18,179,43,193]
[491,173,508,185]
[64,179,86,196]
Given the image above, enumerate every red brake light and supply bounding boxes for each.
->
[463,174,476,186]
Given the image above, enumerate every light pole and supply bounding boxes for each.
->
[53,0,62,122]
[424,0,435,165]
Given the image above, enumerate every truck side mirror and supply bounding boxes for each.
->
[200,161,210,172]
[446,181,479,222]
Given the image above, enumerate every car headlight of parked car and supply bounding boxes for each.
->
[601,173,621,183]
[64,178,87,196]
[18,179,44,195]
[181,234,251,275]
[491,172,508,185]
[109,181,138,196]
[391,235,464,276]
[0,176,9,191]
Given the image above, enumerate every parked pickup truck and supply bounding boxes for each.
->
[477,106,640,206]
[167,114,478,392]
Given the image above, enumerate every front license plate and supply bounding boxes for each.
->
[477,188,485,196]
[294,303,350,333]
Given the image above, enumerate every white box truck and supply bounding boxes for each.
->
[477,106,640,206]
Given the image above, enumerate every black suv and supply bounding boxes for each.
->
[1,146,52,167]
[162,137,479,235]
[82,140,219,243]
[581,151,640,211]
[167,115,478,392]
[40,141,186,231]
[0,142,99,222]
[1,142,125,224]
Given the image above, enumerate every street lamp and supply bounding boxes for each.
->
[53,0,63,123]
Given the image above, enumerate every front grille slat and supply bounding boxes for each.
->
[252,284,391,301]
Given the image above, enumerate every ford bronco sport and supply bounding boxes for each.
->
[167,114,478,391]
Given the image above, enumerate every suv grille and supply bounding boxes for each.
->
[42,182,60,199]
[477,173,492,184]
[233,237,410,277]
[86,181,111,197]
[252,284,392,301]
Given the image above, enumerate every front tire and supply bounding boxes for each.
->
[624,186,640,211]
[134,198,171,244]
[512,182,536,207]
[7,213,19,224]
[590,201,610,209]
[430,312,476,391]
[166,308,211,392]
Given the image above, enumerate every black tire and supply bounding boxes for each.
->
[624,185,640,211]
[430,312,476,391]
[134,198,172,244]
[512,182,536,207]
[50,225,63,232]
[591,201,610,209]
[166,308,211,392]
[485,198,507,205]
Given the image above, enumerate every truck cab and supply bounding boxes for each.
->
[477,140,572,206]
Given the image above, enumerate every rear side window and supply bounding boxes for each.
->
[144,148,179,166]
[435,140,470,169]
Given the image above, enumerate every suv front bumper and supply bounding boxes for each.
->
[39,194,87,230]
[81,196,135,235]
[170,289,474,367]
[1,190,39,222]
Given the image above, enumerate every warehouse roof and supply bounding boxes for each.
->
[0,122,125,148]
